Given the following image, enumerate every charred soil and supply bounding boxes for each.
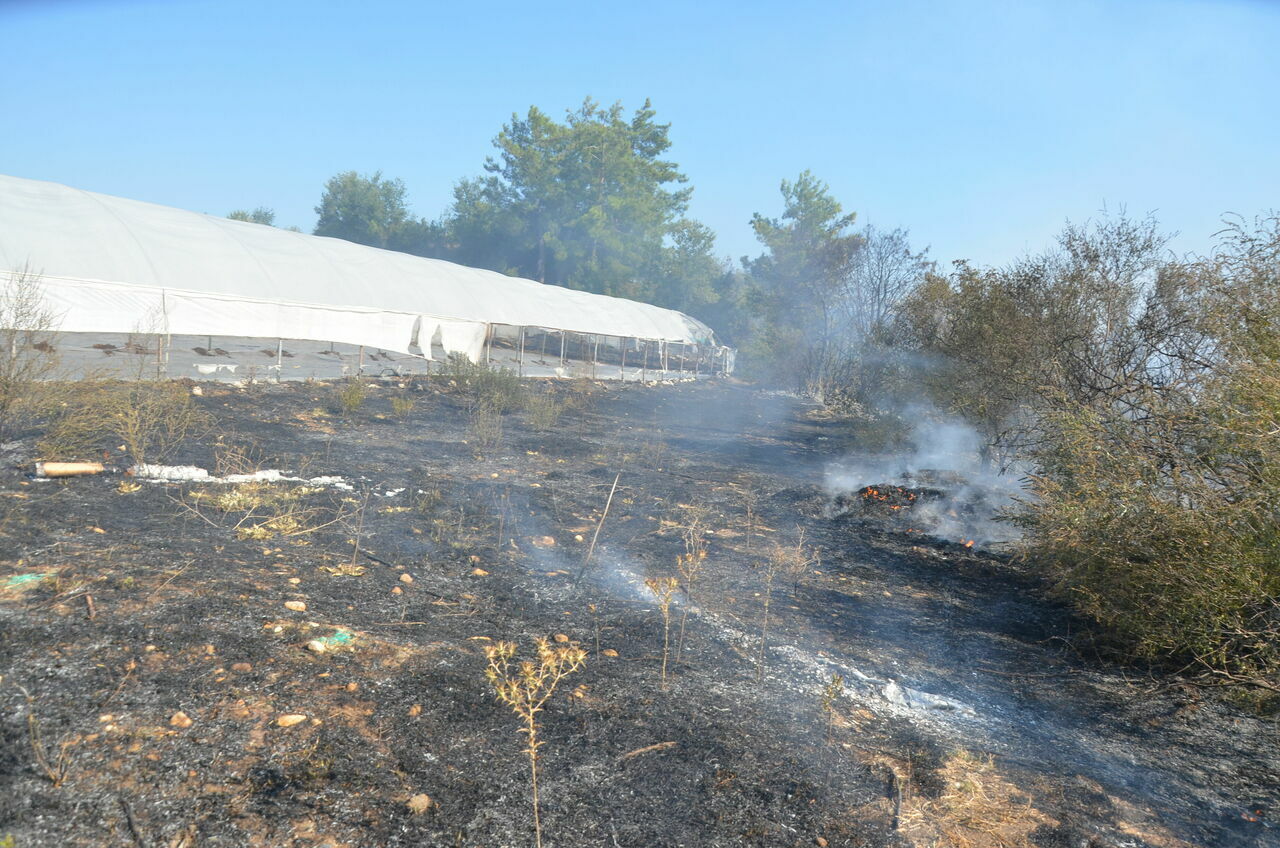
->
[0,380,1275,847]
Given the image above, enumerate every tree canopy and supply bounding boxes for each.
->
[446,99,722,312]
[227,207,275,226]
[313,171,410,249]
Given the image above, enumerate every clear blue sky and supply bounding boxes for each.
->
[4,0,1277,270]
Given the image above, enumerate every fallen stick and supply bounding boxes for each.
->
[619,741,677,761]
[575,472,620,585]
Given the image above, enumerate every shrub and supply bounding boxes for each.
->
[40,380,210,466]
[0,266,62,439]
[329,378,366,417]
[443,353,524,412]
[391,393,415,421]
[523,391,564,431]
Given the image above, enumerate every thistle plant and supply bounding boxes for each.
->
[670,532,711,666]
[484,638,587,848]
[644,576,679,688]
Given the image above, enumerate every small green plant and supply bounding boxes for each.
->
[331,378,366,417]
[484,637,587,848]
[523,391,564,431]
[391,393,415,421]
[444,353,524,412]
[468,402,504,453]
[645,576,679,688]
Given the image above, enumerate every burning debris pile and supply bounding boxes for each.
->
[828,470,1008,548]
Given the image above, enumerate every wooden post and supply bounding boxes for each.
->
[358,345,365,375]
[620,337,627,381]
[539,329,547,365]
[276,338,283,381]
[592,336,599,380]
[641,340,647,383]
[484,324,492,366]
[517,326,525,377]
[559,331,566,365]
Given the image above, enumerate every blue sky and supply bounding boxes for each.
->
[4,0,1277,270]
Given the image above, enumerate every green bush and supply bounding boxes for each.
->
[329,378,367,417]
[1015,367,1280,682]
[523,391,564,431]
[443,353,524,412]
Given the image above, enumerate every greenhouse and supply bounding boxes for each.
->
[0,174,732,381]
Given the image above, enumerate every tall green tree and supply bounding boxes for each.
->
[314,171,409,249]
[446,99,722,312]
[743,171,863,395]
[227,207,275,226]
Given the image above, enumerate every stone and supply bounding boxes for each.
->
[407,793,433,814]
[602,649,619,657]
[391,586,403,595]
[399,573,414,584]
[408,704,422,717]
[306,640,327,654]
[284,600,307,612]
[553,633,570,643]
[276,714,308,728]
[170,711,193,728]
[231,662,252,673]
[470,568,489,576]
[816,839,829,847]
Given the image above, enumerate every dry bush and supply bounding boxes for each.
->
[898,750,1050,848]
[645,576,679,687]
[468,402,504,453]
[674,509,709,664]
[0,266,63,439]
[40,380,210,465]
[484,637,587,848]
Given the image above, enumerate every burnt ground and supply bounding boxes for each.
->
[0,379,1276,848]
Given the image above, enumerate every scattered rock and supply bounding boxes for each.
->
[399,573,414,584]
[553,633,570,643]
[602,648,619,658]
[816,838,828,847]
[471,568,489,576]
[231,662,252,673]
[284,600,307,612]
[532,535,556,547]
[306,639,327,654]
[407,793,433,814]
[170,711,193,728]
[346,682,359,692]
[288,577,301,585]
[408,704,422,717]
[276,714,308,728]
[391,586,403,595]
[574,534,585,542]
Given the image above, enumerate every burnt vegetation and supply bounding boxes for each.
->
[0,98,1277,845]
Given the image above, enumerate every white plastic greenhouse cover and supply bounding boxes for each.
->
[0,174,718,361]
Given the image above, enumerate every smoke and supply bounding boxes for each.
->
[824,408,1026,546]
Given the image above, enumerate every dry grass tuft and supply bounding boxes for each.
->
[898,750,1052,848]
